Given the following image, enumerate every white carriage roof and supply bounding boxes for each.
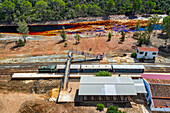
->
[112,65,145,69]
[81,65,112,69]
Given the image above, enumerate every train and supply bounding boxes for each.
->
[38,64,145,73]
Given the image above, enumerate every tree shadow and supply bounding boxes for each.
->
[10,45,23,50]
[157,33,168,39]
[73,42,79,45]
[56,40,65,44]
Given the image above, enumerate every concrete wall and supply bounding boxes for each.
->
[136,48,158,59]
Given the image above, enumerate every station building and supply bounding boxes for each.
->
[75,77,146,106]
[141,74,170,112]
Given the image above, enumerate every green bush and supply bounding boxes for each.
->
[97,104,105,111]
[64,42,67,47]
[131,52,136,58]
[15,39,25,46]
[0,33,2,37]
[107,106,125,113]
[96,71,112,76]
[108,32,112,41]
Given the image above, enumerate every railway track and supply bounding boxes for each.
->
[0,62,169,75]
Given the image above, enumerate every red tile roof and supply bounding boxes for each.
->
[138,47,158,52]
[153,99,170,108]
[141,74,170,80]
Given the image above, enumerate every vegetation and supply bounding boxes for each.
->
[15,39,25,46]
[96,71,112,77]
[108,32,112,41]
[0,0,169,23]
[120,31,125,42]
[131,52,136,58]
[64,42,67,47]
[135,20,141,31]
[75,34,81,44]
[60,27,67,41]
[17,20,29,43]
[0,33,2,37]
[162,14,170,39]
[97,104,105,111]
[107,106,125,113]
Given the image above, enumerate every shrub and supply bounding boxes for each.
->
[97,104,105,111]
[0,33,2,37]
[107,106,125,113]
[15,39,25,46]
[64,42,67,47]
[108,32,112,41]
[96,71,112,76]
[131,52,136,58]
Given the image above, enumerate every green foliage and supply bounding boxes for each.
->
[0,0,169,23]
[60,26,67,41]
[0,33,2,37]
[17,20,29,43]
[135,20,141,31]
[121,31,125,42]
[75,34,81,44]
[108,32,112,41]
[133,0,142,15]
[162,15,170,39]
[15,39,25,46]
[131,52,136,58]
[96,71,112,77]
[64,42,67,47]
[107,106,125,113]
[97,104,105,111]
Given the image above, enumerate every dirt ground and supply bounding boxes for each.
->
[0,33,137,59]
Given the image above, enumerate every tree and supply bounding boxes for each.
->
[107,0,115,14]
[60,26,67,41]
[97,104,105,111]
[17,20,29,43]
[75,5,81,17]
[35,0,48,20]
[135,20,141,31]
[1,0,15,22]
[133,0,142,15]
[108,32,112,41]
[81,4,88,17]
[145,1,156,14]
[162,14,170,39]
[96,71,112,76]
[20,1,32,15]
[121,31,125,42]
[75,34,81,44]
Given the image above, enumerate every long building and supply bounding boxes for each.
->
[75,76,146,106]
[142,74,170,112]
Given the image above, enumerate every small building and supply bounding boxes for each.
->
[136,47,158,60]
[141,74,170,112]
[75,77,146,106]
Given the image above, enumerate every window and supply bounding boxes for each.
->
[145,52,148,56]
[137,49,139,53]
[152,52,157,55]
[139,52,144,54]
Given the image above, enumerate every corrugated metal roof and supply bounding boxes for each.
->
[112,65,145,69]
[80,77,134,84]
[133,79,147,93]
[81,65,112,69]
[79,77,137,95]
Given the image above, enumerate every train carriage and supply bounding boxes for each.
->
[81,65,112,72]
[112,65,145,73]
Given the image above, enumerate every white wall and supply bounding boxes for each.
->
[136,48,158,59]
